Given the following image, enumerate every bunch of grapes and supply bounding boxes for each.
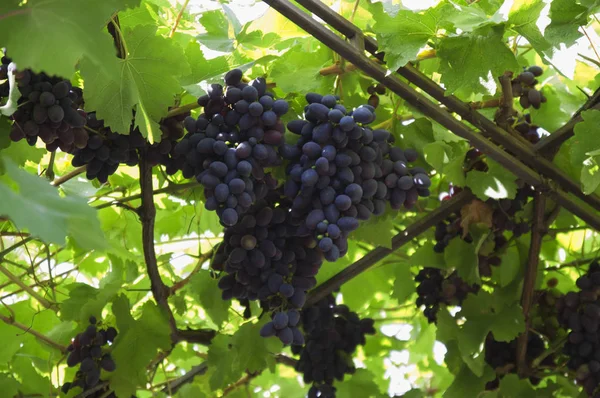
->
[62,316,117,395]
[291,294,376,398]
[0,55,88,152]
[216,191,323,344]
[415,267,480,323]
[556,260,600,396]
[71,113,145,183]
[511,65,546,109]
[146,111,190,174]
[280,93,430,262]
[174,69,288,227]
[366,83,385,109]
[514,114,542,144]
[433,149,533,276]
[260,308,304,346]
[484,332,548,390]
[532,283,564,341]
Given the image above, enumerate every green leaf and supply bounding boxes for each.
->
[466,159,518,200]
[188,271,230,328]
[350,210,397,249]
[508,0,550,53]
[269,43,332,94]
[0,0,136,77]
[392,265,416,303]
[335,369,385,398]
[110,302,172,397]
[581,159,600,195]
[545,0,587,47]
[445,239,479,285]
[444,364,495,398]
[181,42,230,97]
[373,8,440,70]
[496,374,536,397]
[438,24,519,95]
[80,24,190,142]
[0,374,19,397]
[197,10,235,52]
[571,110,600,166]
[0,158,106,249]
[408,242,446,269]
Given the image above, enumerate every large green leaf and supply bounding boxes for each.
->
[80,24,190,142]
[0,0,137,77]
[438,24,519,95]
[0,158,106,249]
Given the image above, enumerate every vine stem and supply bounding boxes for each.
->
[73,381,110,398]
[93,181,199,210]
[166,102,201,118]
[0,313,66,352]
[169,248,215,295]
[50,166,87,187]
[45,151,56,180]
[169,0,190,38]
[138,150,177,337]
[110,16,128,57]
[516,192,547,377]
[0,263,55,310]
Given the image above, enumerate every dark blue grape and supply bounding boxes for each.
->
[222,208,239,226]
[280,283,295,298]
[273,312,289,329]
[260,321,277,337]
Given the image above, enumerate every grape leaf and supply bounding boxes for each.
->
[444,364,495,398]
[545,0,587,47]
[335,369,385,398]
[392,264,416,303]
[438,24,519,95]
[196,9,235,52]
[444,239,479,285]
[110,302,172,397]
[0,374,19,397]
[80,24,190,142]
[581,159,600,195]
[349,210,396,249]
[571,110,600,166]
[408,242,446,269]
[373,7,441,71]
[466,159,518,200]
[0,0,137,77]
[188,271,230,328]
[508,0,551,53]
[269,43,332,94]
[0,158,106,249]
[181,42,230,97]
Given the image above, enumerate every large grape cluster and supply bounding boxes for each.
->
[557,260,600,396]
[281,93,430,261]
[62,316,117,396]
[415,267,479,323]
[1,55,88,152]
[216,191,323,344]
[174,69,288,227]
[291,294,376,398]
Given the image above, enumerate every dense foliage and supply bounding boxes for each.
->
[0,0,599,397]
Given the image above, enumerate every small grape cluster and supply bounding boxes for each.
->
[260,309,304,345]
[62,316,117,395]
[292,294,376,398]
[174,69,288,227]
[0,55,88,152]
[484,333,547,390]
[557,260,600,396]
[511,65,546,109]
[366,83,385,109]
[415,267,480,323]
[514,114,542,144]
[532,284,563,341]
[281,92,430,262]
[72,113,145,182]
